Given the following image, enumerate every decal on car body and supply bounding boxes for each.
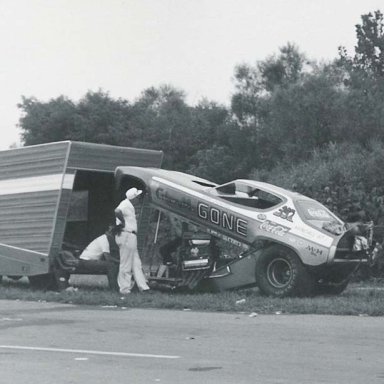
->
[198,202,248,237]
[259,220,290,237]
[273,205,296,221]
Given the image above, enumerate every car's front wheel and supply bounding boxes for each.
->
[256,245,313,297]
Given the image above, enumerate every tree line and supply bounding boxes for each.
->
[18,10,384,221]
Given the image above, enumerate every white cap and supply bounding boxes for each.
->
[126,187,143,200]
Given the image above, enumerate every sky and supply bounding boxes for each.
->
[0,0,382,149]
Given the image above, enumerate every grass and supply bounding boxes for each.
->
[2,276,384,316]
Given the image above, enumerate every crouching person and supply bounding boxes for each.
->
[78,226,120,291]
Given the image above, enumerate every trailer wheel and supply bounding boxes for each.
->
[28,273,58,291]
[255,245,313,297]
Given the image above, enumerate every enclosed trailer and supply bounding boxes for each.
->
[0,141,163,287]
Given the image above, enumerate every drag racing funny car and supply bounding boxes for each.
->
[115,167,376,297]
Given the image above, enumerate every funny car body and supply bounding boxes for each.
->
[115,166,374,297]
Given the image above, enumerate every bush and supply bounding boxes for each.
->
[250,141,384,223]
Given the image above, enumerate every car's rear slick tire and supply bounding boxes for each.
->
[256,245,313,297]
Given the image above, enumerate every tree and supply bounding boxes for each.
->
[230,44,340,171]
[129,85,193,169]
[74,91,133,145]
[339,10,384,77]
[337,10,384,144]
[190,99,229,150]
[187,145,239,183]
[18,90,133,146]
[263,65,346,162]
[18,95,77,145]
[130,86,232,171]
[259,43,307,92]
[18,84,234,173]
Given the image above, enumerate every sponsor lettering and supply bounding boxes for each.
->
[306,245,323,256]
[206,228,246,248]
[260,220,290,237]
[198,202,248,237]
[156,188,193,211]
[307,208,331,219]
[273,206,295,221]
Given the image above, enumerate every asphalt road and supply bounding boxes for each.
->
[0,299,383,384]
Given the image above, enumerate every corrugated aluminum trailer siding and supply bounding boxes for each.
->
[0,142,69,253]
[0,141,69,180]
[67,141,163,171]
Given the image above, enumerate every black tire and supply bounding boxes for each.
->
[314,279,350,295]
[256,245,313,297]
[28,273,58,291]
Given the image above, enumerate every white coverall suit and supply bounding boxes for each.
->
[115,189,150,294]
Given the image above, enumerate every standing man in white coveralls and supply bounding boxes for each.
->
[115,188,150,294]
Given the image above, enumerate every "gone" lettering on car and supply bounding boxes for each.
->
[197,202,247,237]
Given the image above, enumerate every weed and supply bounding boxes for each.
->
[1,276,384,316]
